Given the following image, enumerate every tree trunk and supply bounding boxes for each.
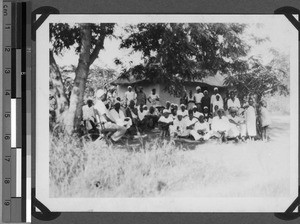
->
[64,24,92,134]
[49,50,69,116]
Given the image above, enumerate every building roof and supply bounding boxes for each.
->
[112,72,227,87]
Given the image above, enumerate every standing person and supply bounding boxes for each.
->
[259,100,271,141]
[211,94,224,113]
[223,90,230,111]
[136,86,147,106]
[180,87,188,106]
[201,90,211,115]
[124,86,137,107]
[210,87,223,107]
[227,91,241,111]
[194,86,204,112]
[245,98,257,140]
[148,88,160,106]
[94,89,127,142]
[187,90,195,110]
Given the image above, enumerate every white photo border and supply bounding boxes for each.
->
[36,14,299,212]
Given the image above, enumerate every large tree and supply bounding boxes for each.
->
[50,23,115,133]
[119,23,250,96]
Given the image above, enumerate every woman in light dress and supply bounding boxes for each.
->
[245,98,256,140]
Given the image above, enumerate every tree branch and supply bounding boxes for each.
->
[89,25,107,66]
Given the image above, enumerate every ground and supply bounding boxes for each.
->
[50,114,291,198]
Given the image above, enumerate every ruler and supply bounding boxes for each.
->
[2,1,30,222]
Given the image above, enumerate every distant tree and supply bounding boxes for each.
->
[50,23,115,133]
[119,23,250,96]
[224,55,289,102]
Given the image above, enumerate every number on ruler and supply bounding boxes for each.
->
[4,156,11,162]
[4,68,11,74]
[4,200,11,206]
[3,5,8,16]
[4,47,10,52]
[4,178,11,184]
[4,135,10,140]
[5,25,11,30]
[5,91,10,96]
[4,112,10,118]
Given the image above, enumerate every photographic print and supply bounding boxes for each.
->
[36,15,298,212]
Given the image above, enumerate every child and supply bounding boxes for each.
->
[259,101,271,141]
[245,98,256,140]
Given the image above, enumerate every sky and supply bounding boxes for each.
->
[52,16,296,74]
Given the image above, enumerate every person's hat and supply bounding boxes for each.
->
[204,90,208,94]
[193,105,197,109]
[174,104,178,108]
[95,89,106,98]
[203,106,208,110]
[216,93,221,97]
[177,111,183,116]
[214,87,218,91]
[128,86,132,89]
[166,101,170,104]
[196,86,201,90]
[180,104,186,108]
[163,109,169,114]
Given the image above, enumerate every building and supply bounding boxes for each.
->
[112,71,229,106]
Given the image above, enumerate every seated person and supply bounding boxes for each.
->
[170,110,189,138]
[203,106,212,125]
[212,105,219,117]
[190,115,211,141]
[138,105,148,121]
[211,109,230,142]
[82,99,99,139]
[144,106,159,130]
[186,109,199,136]
[179,104,189,118]
[109,102,132,129]
[227,108,246,141]
[125,100,140,135]
[158,109,174,137]
[193,105,203,119]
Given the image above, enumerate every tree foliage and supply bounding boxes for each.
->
[119,23,250,95]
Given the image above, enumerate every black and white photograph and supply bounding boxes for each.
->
[36,15,298,212]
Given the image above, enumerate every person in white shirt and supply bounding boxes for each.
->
[227,107,246,141]
[194,86,204,112]
[94,89,127,142]
[192,105,203,119]
[124,86,137,107]
[138,105,148,121]
[212,94,224,113]
[210,87,223,106]
[179,104,189,118]
[109,102,132,129]
[169,110,189,138]
[190,115,211,141]
[186,109,199,136]
[227,91,241,111]
[148,88,160,106]
[211,109,230,142]
[158,109,174,137]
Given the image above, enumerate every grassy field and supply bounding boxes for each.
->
[50,114,290,198]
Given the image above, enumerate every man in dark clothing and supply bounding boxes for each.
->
[136,86,147,106]
[201,90,211,115]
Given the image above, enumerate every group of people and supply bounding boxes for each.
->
[80,85,272,143]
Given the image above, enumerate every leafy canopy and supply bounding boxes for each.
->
[119,23,250,95]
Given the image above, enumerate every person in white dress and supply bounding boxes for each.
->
[194,86,204,112]
[245,98,257,140]
[124,86,137,107]
[212,94,224,113]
